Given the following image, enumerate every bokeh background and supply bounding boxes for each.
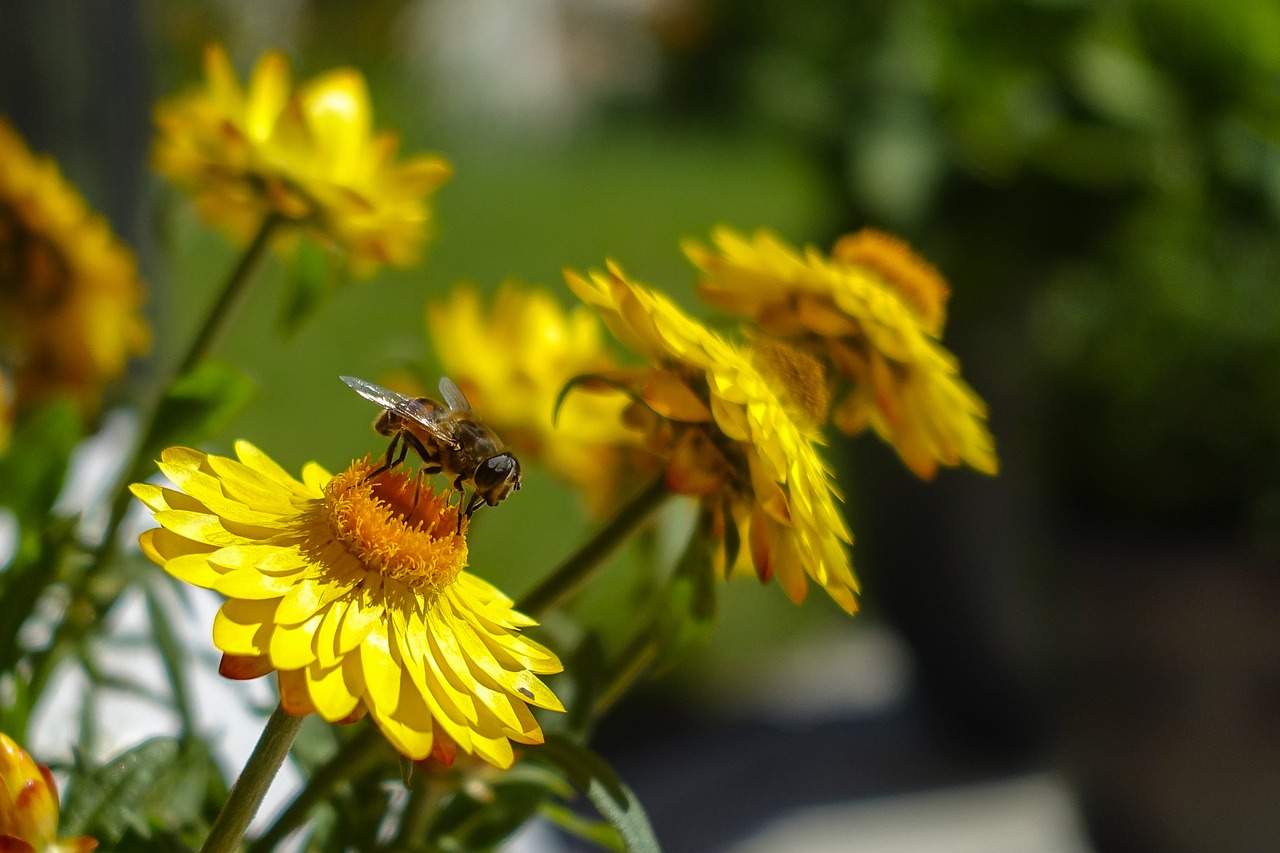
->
[4,1,1280,851]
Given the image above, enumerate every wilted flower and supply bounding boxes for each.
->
[425,283,640,512]
[0,118,150,421]
[685,227,997,480]
[0,732,97,853]
[153,44,452,276]
[565,262,858,614]
[130,442,563,768]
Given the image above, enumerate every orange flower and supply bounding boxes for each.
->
[0,733,97,853]
[565,262,858,613]
[686,226,996,479]
[0,118,150,420]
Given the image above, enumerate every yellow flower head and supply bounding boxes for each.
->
[564,262,858,614]
[685,227,997,480]
[153,45,452,276]
[426,283,640,512]
[0,118,150,419]
[130,442,563,768]
[0,732,97,853]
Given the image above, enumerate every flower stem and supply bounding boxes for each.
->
[517,475,669,618]
[178,212,281,375]
[593,632,660,718]
[248,724,389,853]
[202,704,303,853]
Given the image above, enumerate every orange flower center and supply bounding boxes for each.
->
[832,228,949,334]
[320,458,468,592]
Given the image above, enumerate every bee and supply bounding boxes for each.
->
[340,375,521,525]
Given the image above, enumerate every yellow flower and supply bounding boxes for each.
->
[0,118,150,419]
[0,732,97,853]
[130,442,563,768]
[685,226,997,480]
[425,283,641,512]
[564,263,858,614]
[153,44,452,276]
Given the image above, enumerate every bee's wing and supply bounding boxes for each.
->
[341,376,415,410]
[341,375,461,449]
[438,376,474,413]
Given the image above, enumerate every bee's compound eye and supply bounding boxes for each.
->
[475,454,520,500]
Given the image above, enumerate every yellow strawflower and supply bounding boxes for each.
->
[0,117,150,421]
[130,442,563,768]
[565,262,858,614]
[0,732,97,853]
[153,44,452,276]
[685,227,997,480]
[426,283,641,513]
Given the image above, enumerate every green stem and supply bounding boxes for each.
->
[593,633,661,719]
[27,214,282,702]
[517,475,670,618]
[177,213,281,376]
[248,724,389,853]
[201,704,304,853]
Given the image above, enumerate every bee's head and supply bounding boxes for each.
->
[475,453,521,506]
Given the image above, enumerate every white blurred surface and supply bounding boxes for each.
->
[728,773,1093,853]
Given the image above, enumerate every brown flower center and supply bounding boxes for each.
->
[832,228,949,334]
[0,203,73,315]
[319,458,468,592]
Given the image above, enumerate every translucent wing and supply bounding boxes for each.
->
[438,376,473,413]
[340,375,460,448]
[341,375,417,410]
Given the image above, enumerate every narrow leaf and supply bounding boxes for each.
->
[534,735,661,853]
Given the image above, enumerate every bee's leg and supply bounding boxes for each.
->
[410,468,424,516]
[366,434,405,481]
[403,433,434,470]
[455,490,486,532]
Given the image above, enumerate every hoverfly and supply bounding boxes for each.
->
[340,375,521,525]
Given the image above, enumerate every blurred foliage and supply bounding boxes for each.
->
[658,0,1280,531]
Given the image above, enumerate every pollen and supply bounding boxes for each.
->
[832,228,950,334]
[749,337,831,427]
[320,458,467,592]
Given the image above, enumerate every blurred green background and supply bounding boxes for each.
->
[5,0,1280,851]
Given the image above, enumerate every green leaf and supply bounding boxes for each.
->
[539,801,626,852]
[136,361,257,477]
[533,735,661,853]
[278,242,342,337]
[60,737,220,844]
[429,780,550,852]
[0,399,82,520]
[143,580,197,736]
[649,524,718,676]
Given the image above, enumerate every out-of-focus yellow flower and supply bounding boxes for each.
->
[0,732,97,853]
[0,118,150,420]
[565,263,858,614]
[153,44,452,276]
[130,442,563,768]
[425,283,640,513]
[685,226,997,480]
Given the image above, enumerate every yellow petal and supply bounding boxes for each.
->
[269,612,322,669]
[358,626,401,715]
[212,599,275,656]
[305,657,361,722]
